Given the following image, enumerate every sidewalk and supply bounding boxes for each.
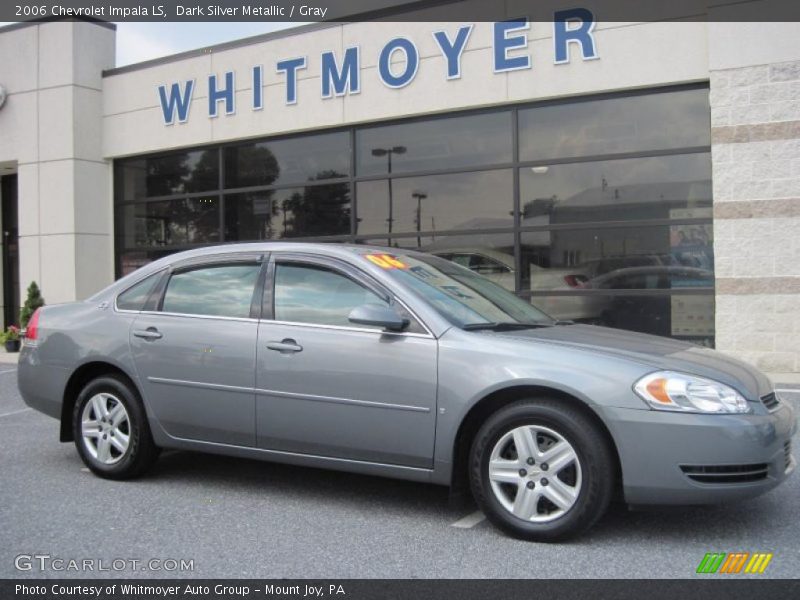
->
[0,351,19,365]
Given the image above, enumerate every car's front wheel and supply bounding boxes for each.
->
[470,399,614,541]
[72,375,159,479]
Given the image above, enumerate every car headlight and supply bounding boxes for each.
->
[633,371,751,414]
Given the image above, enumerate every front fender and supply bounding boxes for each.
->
[432,328,653,481]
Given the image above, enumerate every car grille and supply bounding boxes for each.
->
[786,441,793,471]
[680,463,769,484]
[761,392,780,411]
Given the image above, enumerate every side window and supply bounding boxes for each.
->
[449,254,472,268]
[162,264,261,318]
[116,271,162,311]
[469,254,512,275]
[274,264,388,327]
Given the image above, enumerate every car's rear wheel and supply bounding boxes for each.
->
[72,375,159,479]
[470,399,614,542]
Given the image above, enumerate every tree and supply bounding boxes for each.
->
[20,281,45,328]
[281,170,351,238]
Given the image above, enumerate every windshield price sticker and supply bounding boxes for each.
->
[365,254,408,270]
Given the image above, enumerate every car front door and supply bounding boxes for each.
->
[255,255,438,468]
[129,255,264,447]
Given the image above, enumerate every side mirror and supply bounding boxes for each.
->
[348,303,408,332]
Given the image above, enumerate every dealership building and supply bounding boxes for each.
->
[0,4,799,372]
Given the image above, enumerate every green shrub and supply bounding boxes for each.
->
[20,281,45,329]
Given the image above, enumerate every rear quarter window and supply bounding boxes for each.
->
[116,272,162,311]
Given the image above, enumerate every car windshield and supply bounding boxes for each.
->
[362,252,554,329]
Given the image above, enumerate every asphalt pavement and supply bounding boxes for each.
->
[1,365,799,579]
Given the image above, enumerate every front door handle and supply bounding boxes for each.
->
[266,339,303,354]
[133,327,163,341]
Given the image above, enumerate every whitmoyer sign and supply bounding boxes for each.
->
[157,11,599,125]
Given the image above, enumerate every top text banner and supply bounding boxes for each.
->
[3,0,800,22]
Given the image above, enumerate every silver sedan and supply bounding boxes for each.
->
[18,243,797,541]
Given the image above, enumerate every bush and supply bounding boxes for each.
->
[1,325,20,343]
[20,281,45,329]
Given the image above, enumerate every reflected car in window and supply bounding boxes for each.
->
[584,266,715,338]
[17,243,796,542]
[431,247,604,322]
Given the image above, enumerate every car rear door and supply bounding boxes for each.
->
[255,253,438,468]
[129,253,266,447]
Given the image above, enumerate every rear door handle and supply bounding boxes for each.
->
[266,339,303,354]
[133,327,163,341]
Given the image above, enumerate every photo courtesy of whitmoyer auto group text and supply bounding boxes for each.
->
[1,0,800,598]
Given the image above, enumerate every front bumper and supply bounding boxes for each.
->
[602,398,797,505]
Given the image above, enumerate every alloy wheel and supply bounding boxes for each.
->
[488,424,582,523]
[81,393,131,465]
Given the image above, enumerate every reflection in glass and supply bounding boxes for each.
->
[116,272,161,311]
[117,250,176,277]
[115,150,219,201]
[527,293,715,346]
[356,170,512,236]
[519,88,710,161]
[519,153,711,225]
[368,233,516,292]
[162,265,261,318]
[224,132,349,188]
[367,253,550,328]
[274,264,387,327]
[519,223,714,292]
[225,182,351,240]
[118,198,220,248]
[357,112,512,176]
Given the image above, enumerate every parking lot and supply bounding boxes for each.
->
[1,364,798,579]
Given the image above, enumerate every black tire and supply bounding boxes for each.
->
[72,375,160,480]
[470,399,614,542]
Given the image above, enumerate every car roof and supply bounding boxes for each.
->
[92,242,429,301]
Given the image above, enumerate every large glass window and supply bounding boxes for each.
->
[356,170,513,236]
[519,88,710,161]
[117,198,220,248]
[162,264,260,318]
[225,184,351,241]
[114,149,219,202]
[274,264,387,327]
[114,85,713,344]
[528,293,715,346]
[356,111,512,176]
[225,132,349,189]
[117,249,176,277]
[519,223,714,292]
[519,154,712,225]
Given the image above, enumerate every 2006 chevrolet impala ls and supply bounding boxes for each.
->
[18,243,797,541]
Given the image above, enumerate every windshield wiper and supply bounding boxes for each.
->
[461,321,555,331]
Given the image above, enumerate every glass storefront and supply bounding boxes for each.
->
[114,84,713,344]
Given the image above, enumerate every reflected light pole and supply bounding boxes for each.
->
[371,146,407,240]
[411,190,427,248]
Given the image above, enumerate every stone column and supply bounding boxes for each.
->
[0,20,116,307]
[709,16,800,374]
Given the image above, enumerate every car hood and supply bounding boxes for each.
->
[489,324,773,400]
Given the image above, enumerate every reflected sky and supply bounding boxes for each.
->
[162,265,260,318]
[275,265,386,327]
